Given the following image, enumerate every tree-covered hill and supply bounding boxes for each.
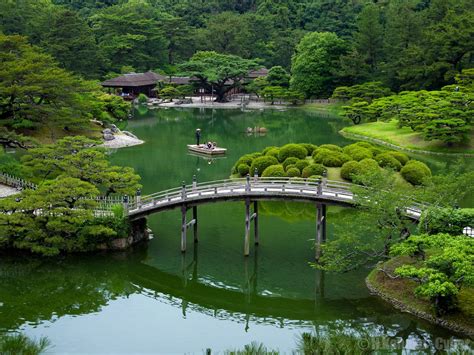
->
[1,0,471,94]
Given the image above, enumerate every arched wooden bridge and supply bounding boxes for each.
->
[107,176,423,260]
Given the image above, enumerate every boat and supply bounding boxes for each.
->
[187,144,227,155]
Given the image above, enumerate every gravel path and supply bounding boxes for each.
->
[100,133,144,149]
[0,184,20,198]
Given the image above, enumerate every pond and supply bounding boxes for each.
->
[0,108,471,353]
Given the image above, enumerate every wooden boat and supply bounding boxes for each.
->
[187,144,227,155]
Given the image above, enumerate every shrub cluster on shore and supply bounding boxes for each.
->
[232,142,432,185]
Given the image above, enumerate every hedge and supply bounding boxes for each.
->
[302,163,325,178]
[282,157,299,170]
[262,164,286,177]
[340,161,361,181]
[286,167,301,177]
[250,156,279,176]
[419,208,474,235]
[375,152,403,171]
[400,160,431,185]
[278,144,308,162]
[237,164,250,176]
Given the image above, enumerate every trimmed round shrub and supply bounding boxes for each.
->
[285,164,297,171]
[250,156,278,176]
[302,163,325,178]
[278,144,308,162]
[232,154,254,173]
[262,146,277,155]
[249,152,263,159]
[237,164,250,176]
[319,144,342,152]
[400,160,431,185]
[312,148,333,163]
[344,145,373,161]
[299,143,318,155]
[369,146,385,157]
[265,147,280,159]
[286,167,301,177]
[282,157,299,170]
[262,164,286,177]
[340,161,361,181]
[352,141,373,149]
[386,151,410,166]
[359,158,379,172]
[375,153,402,171]
[295,159,310,171]
[307,175,320,181]
[322,153,351,167]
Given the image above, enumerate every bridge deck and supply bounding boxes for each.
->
[122,177,422,220]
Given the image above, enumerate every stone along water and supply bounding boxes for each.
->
[0,108,471,353]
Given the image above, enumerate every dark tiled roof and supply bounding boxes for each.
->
[247,67,269,79]
[101,71,193,87]
[101,71,162,87]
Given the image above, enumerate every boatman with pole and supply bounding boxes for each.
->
[195,128,201,146]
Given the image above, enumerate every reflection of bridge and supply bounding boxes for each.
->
[114,177,423,260]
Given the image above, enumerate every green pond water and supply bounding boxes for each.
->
[1,108,472,353]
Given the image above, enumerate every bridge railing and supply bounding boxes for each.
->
[126,177,354,212]
[0,172,37,191]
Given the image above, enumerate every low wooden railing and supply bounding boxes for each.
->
[0,172,37,191]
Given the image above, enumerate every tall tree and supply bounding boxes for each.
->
[91,0,168,72]
[181,51,259,102]
[40,8,101,78]
[290,32,347,98]
[0,34,96,137]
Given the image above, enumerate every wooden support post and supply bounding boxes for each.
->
[322,204,327,243]
[193,206,198,243]
[254,201,259,245]
[181,204,187,253]
[244,199,250,256]
[315,203,323,261]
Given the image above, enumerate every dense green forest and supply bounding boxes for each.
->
[1,0,473,96]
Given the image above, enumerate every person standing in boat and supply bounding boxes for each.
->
[195,128,201,146]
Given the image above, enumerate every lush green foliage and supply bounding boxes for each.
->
[180,51,259,102]
[0,334,51,355]
[391,233,474,315]
[21,136,142,195]
[250,156,279,176]
[419,208,474,236]
[237,163,250,177]
[400,160,432,186]
[290,32,347,98]
[261,164,286,178]
[277,144,308,162]
[0,177,126,256]
[301,164,324,178]
[332,81,393,102]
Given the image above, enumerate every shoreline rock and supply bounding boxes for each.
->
[100,133,144,149]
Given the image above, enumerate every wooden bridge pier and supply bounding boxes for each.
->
[180,183,198,253]
[244,175,259,256]
[315,203,327,261]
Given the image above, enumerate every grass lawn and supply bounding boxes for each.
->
[367,256,474,336]
[302,102,344,116]
[342,120,474,154]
